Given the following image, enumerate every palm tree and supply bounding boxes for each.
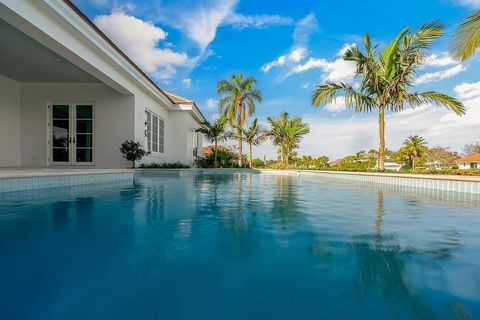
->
[216,74,263,167]
[267,112,310,166]
[311,22,465,169]
[243,119,269,168]
[402,135,428,170]
[195,117,230,167]
[451,11,480,61]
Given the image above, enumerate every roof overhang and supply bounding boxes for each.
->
[172,103,207,123]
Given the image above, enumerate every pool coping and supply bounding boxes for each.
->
[0,168,133,179]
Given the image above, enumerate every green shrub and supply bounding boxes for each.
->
[139,162,190,169]
[120,140,148,168]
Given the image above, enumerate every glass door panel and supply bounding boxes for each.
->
[51,104,70,163]
[75,104,93,163]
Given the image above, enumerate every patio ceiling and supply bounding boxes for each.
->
[0,18,100,83]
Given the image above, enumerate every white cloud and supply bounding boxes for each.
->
[94,11,196,81]
[159,0,293,52]
[456,0,480,8]
[414,64,466,85]
[176,0,237,52]
[324,96,347,113]
[292,44,356,83]
[206,98,219,109]
[261,13,318,73]
[262,48,307,72]
[454,81,480,99]
[182,78,192,87]
[224,13,294,29]
[422,52,459,68]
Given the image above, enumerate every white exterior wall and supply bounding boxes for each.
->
[165,112,203,165]
[20,83,134,168]
[0,0,205,168]
[459,162,479,170]
[0,75,21,166]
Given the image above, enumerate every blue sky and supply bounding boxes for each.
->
[73,0,480,159]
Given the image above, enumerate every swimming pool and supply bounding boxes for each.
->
[1,171,479,319]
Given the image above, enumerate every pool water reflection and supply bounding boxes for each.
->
[0,172,479,319]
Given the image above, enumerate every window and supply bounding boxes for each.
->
[192,130,198,157]
[145,110,164,154]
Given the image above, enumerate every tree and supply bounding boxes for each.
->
[195,117,230,168]
[243,119,269,168]
[216,74,263,167]
[267,112,310,166]
[401,135,428,170]
[462,142,480,156]
[312,22,465,169]
[119,140,148,168]
[451,11,480,61]
[426,146,459,166]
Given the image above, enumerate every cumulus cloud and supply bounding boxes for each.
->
[324,96,347,113]
[261,13,318,73]
[292,43,356,83]
[454,80,480,99]
[262,48,307,72]
[94,11,196,81]
[414,64,466,85]
[422,52,459,68]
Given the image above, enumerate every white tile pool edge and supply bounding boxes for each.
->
[259,169,480,195]
[0,171,134,193]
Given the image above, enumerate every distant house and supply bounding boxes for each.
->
[376,158,402,171]
[456,154,480,170]
[327,159,342,167]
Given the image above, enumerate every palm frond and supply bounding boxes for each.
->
[451,11,480,61]
[407,92,466,115]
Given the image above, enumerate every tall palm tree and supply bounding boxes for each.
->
[195,117,230,168]
[216,74,263,167]
[267,112,310,166]
[243,119,269,168]
[311,22,465,169]
[402,135,428,170]
[451,11,480,61]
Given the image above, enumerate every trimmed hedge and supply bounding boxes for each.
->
[139,162,190,169]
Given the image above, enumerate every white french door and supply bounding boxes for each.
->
[48,103,94,165]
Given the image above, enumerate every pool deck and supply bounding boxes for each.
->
[0,168,133,179]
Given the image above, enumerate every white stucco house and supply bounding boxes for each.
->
[456,154,480,170]
[0,0,205,168]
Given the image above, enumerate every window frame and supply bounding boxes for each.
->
[145,109,165,155]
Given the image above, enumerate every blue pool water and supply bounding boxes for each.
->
[0,172,479,320]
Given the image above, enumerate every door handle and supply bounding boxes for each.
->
[69,137,72,144]
[73,137,76,144]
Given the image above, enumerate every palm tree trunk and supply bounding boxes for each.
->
[238,130,243,167]
[378,107,385,170]
[249,143,253,168]
[214,139,218,168]
[412,157,415,170]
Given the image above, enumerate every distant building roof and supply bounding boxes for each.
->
[456,153,480,162]
[202,145,231,156]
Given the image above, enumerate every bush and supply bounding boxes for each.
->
[120,140,148,168]
[195,148,237,168]
[139,162,190,169]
